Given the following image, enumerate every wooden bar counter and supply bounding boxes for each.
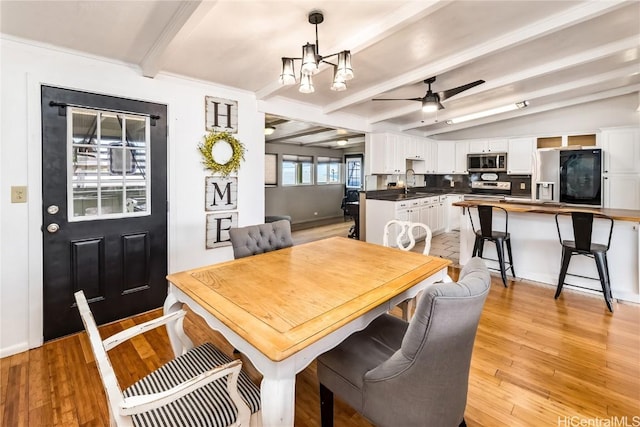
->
[453,200,640,305]
[454,199,640,222]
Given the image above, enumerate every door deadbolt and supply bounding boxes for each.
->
[46,223,60,233]
[47,205,59,215]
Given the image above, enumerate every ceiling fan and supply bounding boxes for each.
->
[372,76,485,112]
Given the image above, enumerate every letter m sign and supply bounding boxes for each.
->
[205,177,237,211]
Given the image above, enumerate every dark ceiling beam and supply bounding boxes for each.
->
[304,134,365,147]
[265,118,289,127]
[266,127,334,143]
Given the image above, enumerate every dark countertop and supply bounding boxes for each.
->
[453,200,640,222]
[366,188,470,202]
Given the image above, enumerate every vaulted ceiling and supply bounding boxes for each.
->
[2,1,638,149]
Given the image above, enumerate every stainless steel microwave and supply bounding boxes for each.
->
[467,152,507,172]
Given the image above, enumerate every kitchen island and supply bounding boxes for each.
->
[453,200,640,304]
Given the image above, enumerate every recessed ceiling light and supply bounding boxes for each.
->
[336,139,348,146]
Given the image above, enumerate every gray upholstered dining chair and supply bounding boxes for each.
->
[228,219,293,259]
[317,257,491,427]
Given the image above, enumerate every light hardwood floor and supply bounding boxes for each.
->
[2,222,639,426]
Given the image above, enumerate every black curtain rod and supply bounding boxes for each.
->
[49,101,161,124]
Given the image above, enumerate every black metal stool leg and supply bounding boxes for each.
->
[477,239,485,258]
[555,248,572,299]
[472,236,480,257]
[505,237,515,278]
[603,253,613,301]
[594,252,613,312]
[495,238,508,287]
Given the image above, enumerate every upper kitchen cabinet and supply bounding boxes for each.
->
[600,127,640,174]
[507,137,535,174]
[454,141,469,174]
[599,127,640,210]
[468,139,508,154]
[405,136,426,160]
[436,141,456,174]
[365,133,404,175]
[405,136,427,174]
[425,139,438,174]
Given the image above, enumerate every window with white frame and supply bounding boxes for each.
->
[282,154,313,185]
[317,156,342,184]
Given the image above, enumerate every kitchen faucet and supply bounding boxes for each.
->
[405,168,415,194]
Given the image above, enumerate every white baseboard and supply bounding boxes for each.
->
[0,341,30,358]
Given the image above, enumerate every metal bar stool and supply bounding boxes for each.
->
[468,205,515,287]
[554,211,614,312]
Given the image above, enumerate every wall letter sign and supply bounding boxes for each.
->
[205,96,238,133]
[205,177,237,211]
[206,212,237,249]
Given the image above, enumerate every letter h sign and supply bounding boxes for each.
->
[205,96,238,133]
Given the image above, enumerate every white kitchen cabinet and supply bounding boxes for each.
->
[604,174,640,210]
[436,141,456,174]
[365,133,405,175]
[405,136,426,160]
[600,127,640,174]
[395,200,422,242]
[599,127,640,210]
[468,139,508,153]
[446,194,464,231]
[454,141,468,174]
[419,203,433,237]
[418,196,445,235]
[366,196,443,246]
[507,137,535,174]
[424,139,438,174]
[406,136,427,174]
[434,196,446,233]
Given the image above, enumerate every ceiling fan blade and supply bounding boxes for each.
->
[438,79,485,102]
[372,98,423,102]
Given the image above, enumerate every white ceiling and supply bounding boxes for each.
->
[2,1,638,149]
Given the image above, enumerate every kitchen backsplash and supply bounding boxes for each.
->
[367,173,532,197]
[424,173,532,197]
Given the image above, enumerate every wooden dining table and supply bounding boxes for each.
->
[164,236,451,427]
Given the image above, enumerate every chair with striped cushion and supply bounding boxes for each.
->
[74,290,262,427]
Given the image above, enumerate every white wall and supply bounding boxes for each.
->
[0,37,265,357]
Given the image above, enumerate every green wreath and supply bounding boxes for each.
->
[198,131,246,176]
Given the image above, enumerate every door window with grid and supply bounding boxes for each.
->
[346,155,363,189]
[68,108,150,220]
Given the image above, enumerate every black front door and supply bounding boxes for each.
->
[41,86,168,340]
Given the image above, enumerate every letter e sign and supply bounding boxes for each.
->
[206,212,237,249]
[205,96,238,133]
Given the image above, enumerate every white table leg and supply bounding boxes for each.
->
[163,290,193,357]
[260,373,296,427]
